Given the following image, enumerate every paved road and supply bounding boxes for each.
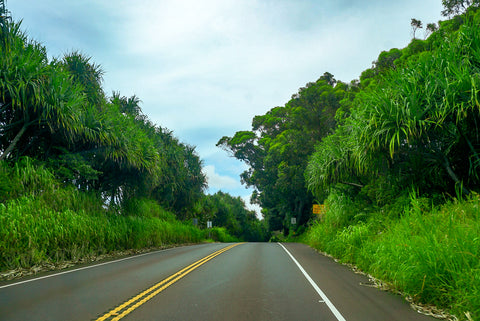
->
[0,242,436,320]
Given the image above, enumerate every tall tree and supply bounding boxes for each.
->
[218,73,346,233]
[411,18,423,39]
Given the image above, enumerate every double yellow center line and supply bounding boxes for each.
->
[96,243,243,321]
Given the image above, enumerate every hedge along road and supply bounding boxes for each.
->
[0,243,436,321]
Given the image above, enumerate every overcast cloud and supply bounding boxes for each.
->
[8,0,445,216]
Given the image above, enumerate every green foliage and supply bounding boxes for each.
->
[375,48,402,73]
[122,198,176,221]
[0,4,220,275]
[307,12,480,203]
[441,0,480,17]
[207,227,240,242]
[193,192,268,242]
[303,193,480,319]
[0,195,205,270]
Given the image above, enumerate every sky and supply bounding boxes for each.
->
[7,0,445,216]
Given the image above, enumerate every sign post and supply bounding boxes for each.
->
[207,220,212,239]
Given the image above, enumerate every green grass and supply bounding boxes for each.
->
[303,193,480,320]
[0,158,237,272]
[207,227,241,242]
[0,195,205,270]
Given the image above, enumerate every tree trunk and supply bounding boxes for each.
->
[0,122,28,161]
[456,123,480,169]
[339,181,364,188]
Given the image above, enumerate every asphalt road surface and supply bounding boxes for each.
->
[0,242,437,321]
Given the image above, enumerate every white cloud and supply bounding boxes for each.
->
[241,194,263,220]
[202,165,242,190]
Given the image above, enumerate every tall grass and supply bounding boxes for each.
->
[0,158,215,271]
[303,192,480,320]
[0,195,205,270]
[208,227,240,242]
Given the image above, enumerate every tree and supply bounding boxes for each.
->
[319,72,336,86]
[411,18,423,39]
[441,0,480,16]
[374,48,402,73]
[61,51,105,107]
[1,2,209,223]
[218,75,346,233]
[199,192,266,241]
[0,23,88,161]
[425,22,438,39]
[0,0,10,34]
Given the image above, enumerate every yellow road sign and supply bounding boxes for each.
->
[312,204,324,214]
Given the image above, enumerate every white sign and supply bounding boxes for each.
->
[207,221,212,228]
[291,217,296,225]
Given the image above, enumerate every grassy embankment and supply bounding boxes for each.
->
[0,158,236,273]
[302,191,479,320]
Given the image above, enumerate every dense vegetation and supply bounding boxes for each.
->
[220,1,480,319]
[0,1,266,272]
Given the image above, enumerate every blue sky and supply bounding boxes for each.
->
[7,0,444,216]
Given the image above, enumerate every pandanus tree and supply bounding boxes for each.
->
[61,51,105,108]
[0,20,87,162]
[360,19,480,194]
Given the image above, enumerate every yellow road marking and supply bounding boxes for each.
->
[95,243,243,321]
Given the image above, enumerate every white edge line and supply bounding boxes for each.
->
[278,242,346,321]
[0,246,180,290]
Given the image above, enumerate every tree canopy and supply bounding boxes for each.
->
[218,73,347,233]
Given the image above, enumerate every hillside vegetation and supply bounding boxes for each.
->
[220,2,480,319]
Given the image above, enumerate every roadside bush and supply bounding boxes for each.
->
[207,227,240,242]
[123,197,176,221]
